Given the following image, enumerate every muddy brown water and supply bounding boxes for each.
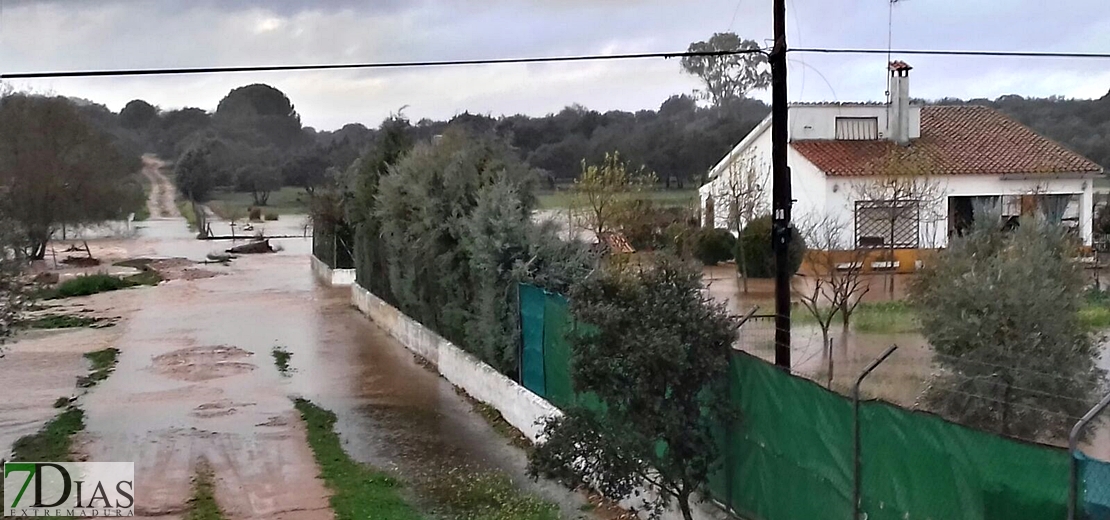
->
[3,203,600,518]
[705,263,1110,458]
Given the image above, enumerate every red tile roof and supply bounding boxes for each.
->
[791,106,1103,177]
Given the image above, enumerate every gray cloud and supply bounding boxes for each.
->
[2,0,1108,129]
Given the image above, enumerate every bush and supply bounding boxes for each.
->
[264,212,279,221]
[248,207,262,221]
[693,228,735,265]
[736,215,805,278]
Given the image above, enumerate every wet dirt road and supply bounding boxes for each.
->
[50,212,597,519]
[141,155,181,219]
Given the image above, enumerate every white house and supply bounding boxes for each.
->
[699,62,1104,259]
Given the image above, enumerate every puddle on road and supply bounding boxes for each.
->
[58,215,597,519]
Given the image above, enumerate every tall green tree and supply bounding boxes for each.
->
[174,145,216,203]
[0,196,26,344]
[347,116,414,301]
[681,33,770,106]
[911,211,1105,440]
[529,259,739,520]
[0,94,142,259]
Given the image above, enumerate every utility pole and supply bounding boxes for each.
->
[771,0,792,369]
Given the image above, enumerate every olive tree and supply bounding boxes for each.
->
[0,202,26,346]
[911,211,1105,440]
[0,94,142,259]
[529,258,739,520]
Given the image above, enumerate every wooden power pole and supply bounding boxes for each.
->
[771,0,792,369]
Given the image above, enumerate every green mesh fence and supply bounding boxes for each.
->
[519,284,546,396]
[518,287,1073,520]
[729,352,1070,520]
[542,291,575,409]
[1078,452,1110,519]
[517,284,576,410]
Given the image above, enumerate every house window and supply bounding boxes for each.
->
[835,117,879,140]
[855,200,920,248]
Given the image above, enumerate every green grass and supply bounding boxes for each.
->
[536,188,698,210]
[186,465,225,520]
[1080,305,1110,329]
[793,300,918,334]
[178,200,199,230]
[423,470,559,520]
[77,348,120,388]
[207,187,308,217]
[271,346,292,376]
[293,398,424,520]
[42,271,162,299]
[22,313,101,329]
[9,407,85,461]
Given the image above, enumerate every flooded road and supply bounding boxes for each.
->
[0,164,597,519]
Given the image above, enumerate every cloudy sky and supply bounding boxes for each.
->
[2,0,1108,130]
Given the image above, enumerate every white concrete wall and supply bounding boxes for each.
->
[349,282,730,520]
[350,282,560,442]
[310,255,356,286]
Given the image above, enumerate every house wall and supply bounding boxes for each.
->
[809,174,1096,250]
[788,105,921,141]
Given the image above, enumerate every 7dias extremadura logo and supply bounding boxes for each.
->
[4,462,134,517]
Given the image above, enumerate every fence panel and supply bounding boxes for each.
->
[1079,452,1110,519]
[519,284,547,397]
[542,291,575,410]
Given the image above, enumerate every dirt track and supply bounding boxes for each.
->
[141,155,181,219]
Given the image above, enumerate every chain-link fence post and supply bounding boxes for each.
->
[1068,391,1110,520]
[853,344,898,520]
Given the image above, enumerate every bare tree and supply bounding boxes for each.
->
[795,216,870,386]
[570,152,655,240]
[714,152,768,293]
[850,152,945,298]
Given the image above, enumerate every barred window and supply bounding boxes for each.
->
[855,200,919,249]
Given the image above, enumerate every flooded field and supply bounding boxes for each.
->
[705,263,1110,457]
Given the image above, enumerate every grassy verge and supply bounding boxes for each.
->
[207,187,308,216]
[454,388,531,450]
[77,348,120,388]
[293,398,424,520]
[424,470,559,520]
[41,271,162,299]
[179,200,198,230]
[9,407,84,462]
[186,464,225,520]
[792,300,918,334]
[271,346,292,376]
[21,313,101,329]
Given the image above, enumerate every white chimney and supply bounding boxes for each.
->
[888,61,912,145]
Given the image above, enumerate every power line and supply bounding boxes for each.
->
[0,49,767,80]
[792,47,1110,59]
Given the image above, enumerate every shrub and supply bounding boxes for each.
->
[264,212,279,221]
[248,207,262,221]
[736,215,805,278]
[693,228,735,265]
